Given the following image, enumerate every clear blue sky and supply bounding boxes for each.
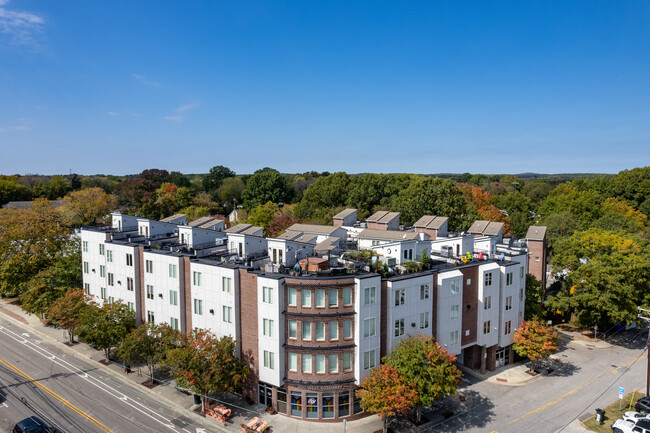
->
[1,0,649,176]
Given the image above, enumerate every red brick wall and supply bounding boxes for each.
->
[460,266,479,346]
[527,239,547,289]
[239,269,259,402]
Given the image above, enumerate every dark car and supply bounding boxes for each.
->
[12,417,55,433]
[636,397,650,414]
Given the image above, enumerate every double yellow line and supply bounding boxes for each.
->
[0,357,114,433]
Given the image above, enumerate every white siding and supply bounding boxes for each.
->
[436,270,463,355]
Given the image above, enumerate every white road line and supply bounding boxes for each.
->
[0,324,210,433]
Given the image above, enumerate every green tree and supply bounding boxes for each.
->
[247,201,280,234]
[0,179,31,204]
[117,322,179,384]
[513,319,559,372]
[60,187,118,226]
[78,301,136,362]
[215,177,245,210]
[524,274,544,320]
[203,165,236,193]
[241,168,293,211]
[48,289,91,343]
[391,176,469,229]
[34,175,70,200]
[548,229,650,326]
[0,199,72,297]
[385,334,462,423]
[164,330,249,412]
[357,364,418,433]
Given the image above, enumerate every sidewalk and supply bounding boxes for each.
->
[0,298,384,433]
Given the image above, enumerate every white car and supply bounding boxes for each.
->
[623,411,650,422]
[612,418,650,433]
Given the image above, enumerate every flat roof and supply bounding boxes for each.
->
[286,223,340,235]
[358,228,422,241]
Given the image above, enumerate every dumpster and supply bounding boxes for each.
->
[194,394,202,405]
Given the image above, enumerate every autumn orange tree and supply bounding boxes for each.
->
[357,364,417,433]
[164,330,249,412]
[513,319,559,372]
[60,187,118,226]
[48,289,92,343]
[385,334,462,423]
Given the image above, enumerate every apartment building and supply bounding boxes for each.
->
[81,210,539,422]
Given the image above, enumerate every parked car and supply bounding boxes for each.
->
[637,397,650,413]
[623,411,650,422]
[12,417,57,433]
[612,417,650,433]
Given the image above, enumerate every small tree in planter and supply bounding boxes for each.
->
[118,322,179,384]
[513,319,559,373]
[78,301,136,362]
[48,289,91,343]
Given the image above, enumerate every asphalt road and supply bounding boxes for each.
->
[0,316,217,433]
[422,329,649,433]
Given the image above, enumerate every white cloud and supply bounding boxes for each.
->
[164,115,184,122]
[0,0,44,46]
[132,73,160,86]
[174,101,200,112]
[107,111,119,116]
[0,117,30,132]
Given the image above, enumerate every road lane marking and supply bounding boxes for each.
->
[509,353,647,425]
[0,357,114,433]
[0,324,184,432]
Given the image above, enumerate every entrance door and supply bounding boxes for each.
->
[495,347,510,367]
[258,383,273,407]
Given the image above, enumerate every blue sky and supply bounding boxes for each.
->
[1,1,649,176]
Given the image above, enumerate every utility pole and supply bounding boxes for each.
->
[638,307,650,397]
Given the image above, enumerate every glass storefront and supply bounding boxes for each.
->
[322,393,334,419]
[291,391,303,417]
[277,388,287,414]
[306,393,318,419]
[338,391,350,417]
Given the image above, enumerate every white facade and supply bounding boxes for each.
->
[178,226,226,249]
[257,276,283,387]
[430,235,474,258]
[476,262,501,348]
[142,251,184,331]
[436,270,464,355]
[227,233,268,259]
[267,238,315,267]
[354,275,381,385]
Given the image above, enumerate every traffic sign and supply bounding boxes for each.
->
[619,387,625,394]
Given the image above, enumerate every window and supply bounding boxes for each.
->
[302,289,311,307]
[328,321,338,340]
[288,288,297,306]
[169,290,178,306]
[223,306,233,323]
[99,244,105,255]
[315,322,325,341]
[483,320,491,334]
[146,285,154,300]
[146,260,153,273]
[328,289,337,307]
[315,355,325,373]
[263,351,274,370]
[193,271,202,286]
[450,305,459,320]
[451,278,461,294]
[147,311,154,323]
[169,264,177,278]
[394,318,404,337]
[263,286,274,304]
[363,349,376,370]
[84,283,89,294]
[263,319,274,337]
[108,273,114,286]
[339,392,350,417]
[82,241,88,252]
[419,312,430,329]
[506,296,513,310]
[484,272,492,286]
[100,287,106,299]
[106,250,113,262]
[83,262,89,274]
[322,393,334,419]
[302,354,312,373]
[505,320,512,335]
[315,289,325,307]
[507,272,513,285]
[306,393,318,419]
[420,284,429,300]
[99,265,105,278]
[364,287,376,305]
[450,330,459,345]
[343,353,352,371]
[126,253,133,266]
[290,391,302,417]
[343,320,352,339]
[535,256,540,262]
[343,287,352,305]
[288,320,297,339]
[394,289,405,306]
[302,322,312,340]
[194,299,203,315]
[107,296,114,304]
[170,317,179,330]
[520,267,525,278]
[484,296,492,310]
[127,302,134,312]
[328,354,338,373]
[127,277,134,291]
[222,277,232,293]
[520,288,524,301]
[364,318,376,338]
[288,353,298,372]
